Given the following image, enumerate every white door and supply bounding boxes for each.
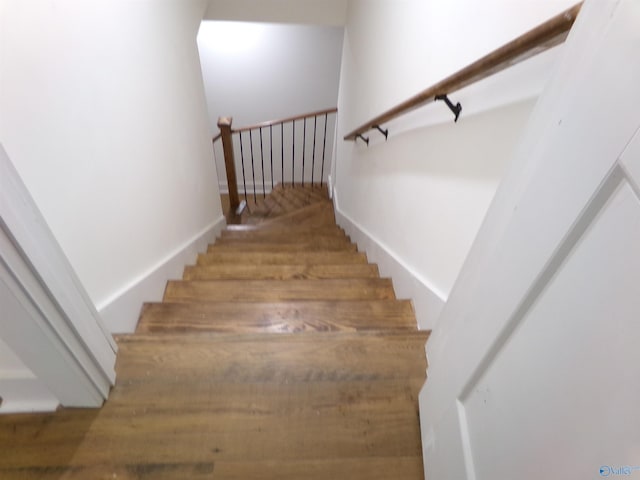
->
[419,1,640,479]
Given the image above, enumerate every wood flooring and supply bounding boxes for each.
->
[0,184,429,479]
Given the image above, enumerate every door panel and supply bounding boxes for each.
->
[463,179,640,479]
[621,129,640,192]
[419,1,640,478]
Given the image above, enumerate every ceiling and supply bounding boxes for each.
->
[203,0,348,26]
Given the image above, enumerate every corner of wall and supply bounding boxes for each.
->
[97,216,226,333]
[332,190,445,330]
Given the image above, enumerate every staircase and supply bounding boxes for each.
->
[0,185,429,479]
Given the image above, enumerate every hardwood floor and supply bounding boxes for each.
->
[0,184,428,479]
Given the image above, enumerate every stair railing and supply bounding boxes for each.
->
[344,2,582,143]
[213,108,337,214]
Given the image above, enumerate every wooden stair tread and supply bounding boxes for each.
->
[0,182,427,480]
[261,191,286,211]
[233,184,331,225]
[268,186,307,209]
[197,250,368,265]
[218,231,347,243]
[278,182,329,196]
[228,184,331,227]
[222,225,345,237]
[211,233,354,247]
[200,457,424,480]
[245,194,285,218]
[0,331,427,477]
[115,330,429,378]
[240,187,326,224]
[256,201,335,229]
[270,186,319,208]
[207,241,357,253]
[272,183,329,197]
[272,183,329,193]
[137,300,417,333]
[183,263,379,280]
[0,459,423,480]
[163,278,396,302]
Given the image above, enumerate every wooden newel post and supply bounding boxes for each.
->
[217,116,239,211]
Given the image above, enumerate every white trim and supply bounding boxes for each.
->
[98,216,226,333]
[0,377,58,414]
[0,337,58,413]
[1,145,115,408]
[333,190,445,330]
[0,229,107,407]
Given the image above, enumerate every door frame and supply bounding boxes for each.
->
[0,144,116,408]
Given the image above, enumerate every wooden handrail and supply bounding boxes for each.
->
[233,107,337,133]
[344,2,582,141]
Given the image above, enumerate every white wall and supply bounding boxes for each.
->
[0,0,223,333]
[198,22,343,130]
[333,0,578,329]
[198,21,343,190]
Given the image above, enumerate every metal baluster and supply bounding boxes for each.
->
[291,120,295,187]
[321,113,328,187]
[259,127,265,199]
[270,125,274,190]
[239,131,248,207]
[249,129,256,202]
[311,116,317,186]
[281,122,284,187]
[302,118,307,187]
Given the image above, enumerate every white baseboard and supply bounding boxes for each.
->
[0,376,59,413]
[97,216,226,333]
[333,190,445,331]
